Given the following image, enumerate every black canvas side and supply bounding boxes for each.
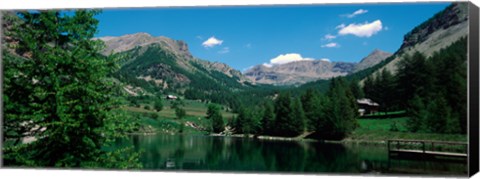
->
[468,1,479,177]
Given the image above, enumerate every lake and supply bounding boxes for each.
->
[125,134,467,176]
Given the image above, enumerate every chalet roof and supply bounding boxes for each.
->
[356,98,379,106]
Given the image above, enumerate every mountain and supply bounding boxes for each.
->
[98,33,254,107]
[353,49,393,72]
[98,33,247,81]
[98,32,192,59]
[243,60,352,85]
[243,49,391,85]
[370,2,468,76]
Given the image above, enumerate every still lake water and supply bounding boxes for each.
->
[126,134,467,176]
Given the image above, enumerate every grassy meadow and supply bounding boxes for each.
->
[120,99,236,134]
[349,117,467,143]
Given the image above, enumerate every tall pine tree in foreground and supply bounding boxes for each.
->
[2,11,141,168]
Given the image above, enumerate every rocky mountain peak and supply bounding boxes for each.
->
[243,59,353,85]
[243,49,392,85]
[98,32,192,59]
[354,49,392,72]
[400,2,468,50]
[359,49,392,64]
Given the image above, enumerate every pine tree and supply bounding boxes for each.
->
[175,107,186,119]
[153,97,164,112]
[233,106,262,135]
[233,107,249,134]
[396,52,434,107]
[406,95,427,132]
[425,97,450,133]
[429,37,467,133]
[349,79,364,99]
[206,104,224,133]
[301,89,322,131]
[260,101,275,135]
[291,98,306,133]
[273,92,303,136]
[378,68,396,112]
[2,10,141,168]
[363,75,375,100]
[318,77,358,140]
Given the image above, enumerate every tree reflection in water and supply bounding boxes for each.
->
[125,134,466,176]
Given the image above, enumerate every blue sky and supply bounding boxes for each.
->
[95,2,450,71]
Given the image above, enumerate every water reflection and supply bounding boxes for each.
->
[126,134,466,176]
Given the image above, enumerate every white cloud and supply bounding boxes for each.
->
[336,24,346,29]
[218,47,230,54]
[262,63,273,68]
[319,58,331,62]
[346,9,368,18]
[263,53,314,67]
[196,35,203,40]
[337,20,383,37]
[321,42,340,48]
[202,36,223,48]
[323,34,336,40]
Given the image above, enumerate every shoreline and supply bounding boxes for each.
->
[127,131,467,145]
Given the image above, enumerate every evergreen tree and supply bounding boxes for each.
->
[396,52,434,107]
[233,106,261,135]
[233,107,248,134]
[260,101,275,135]
[317,77,358,140]
[291,98,306,133]
[170,99,186,119]
[250,106,263,134]
[377,68,396,112]
[2,11,140,168]
[144,105,151,110]
[429,38,467,133]
[445,113,461,134]
[153,97,163,112]
[424,97,450,133]
[206,104,224,133]
[349,79,364,99]
[406,95,427,132]
[363,75,375,100]
[399,38,467,134]
[175,107,186,119]
[131,98,141,107]
[274,92,304,137]
[301,89,322,131]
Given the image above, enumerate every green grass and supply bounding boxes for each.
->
[124,99,236,119]
[357,117,409,132]
[362,110,406,117]
[349,117,467,142]
[134,115,207,135]
[120,99,236,134]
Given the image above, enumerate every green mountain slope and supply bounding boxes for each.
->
[103,34,276,111]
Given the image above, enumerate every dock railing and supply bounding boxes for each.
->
[387,139,467,159]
